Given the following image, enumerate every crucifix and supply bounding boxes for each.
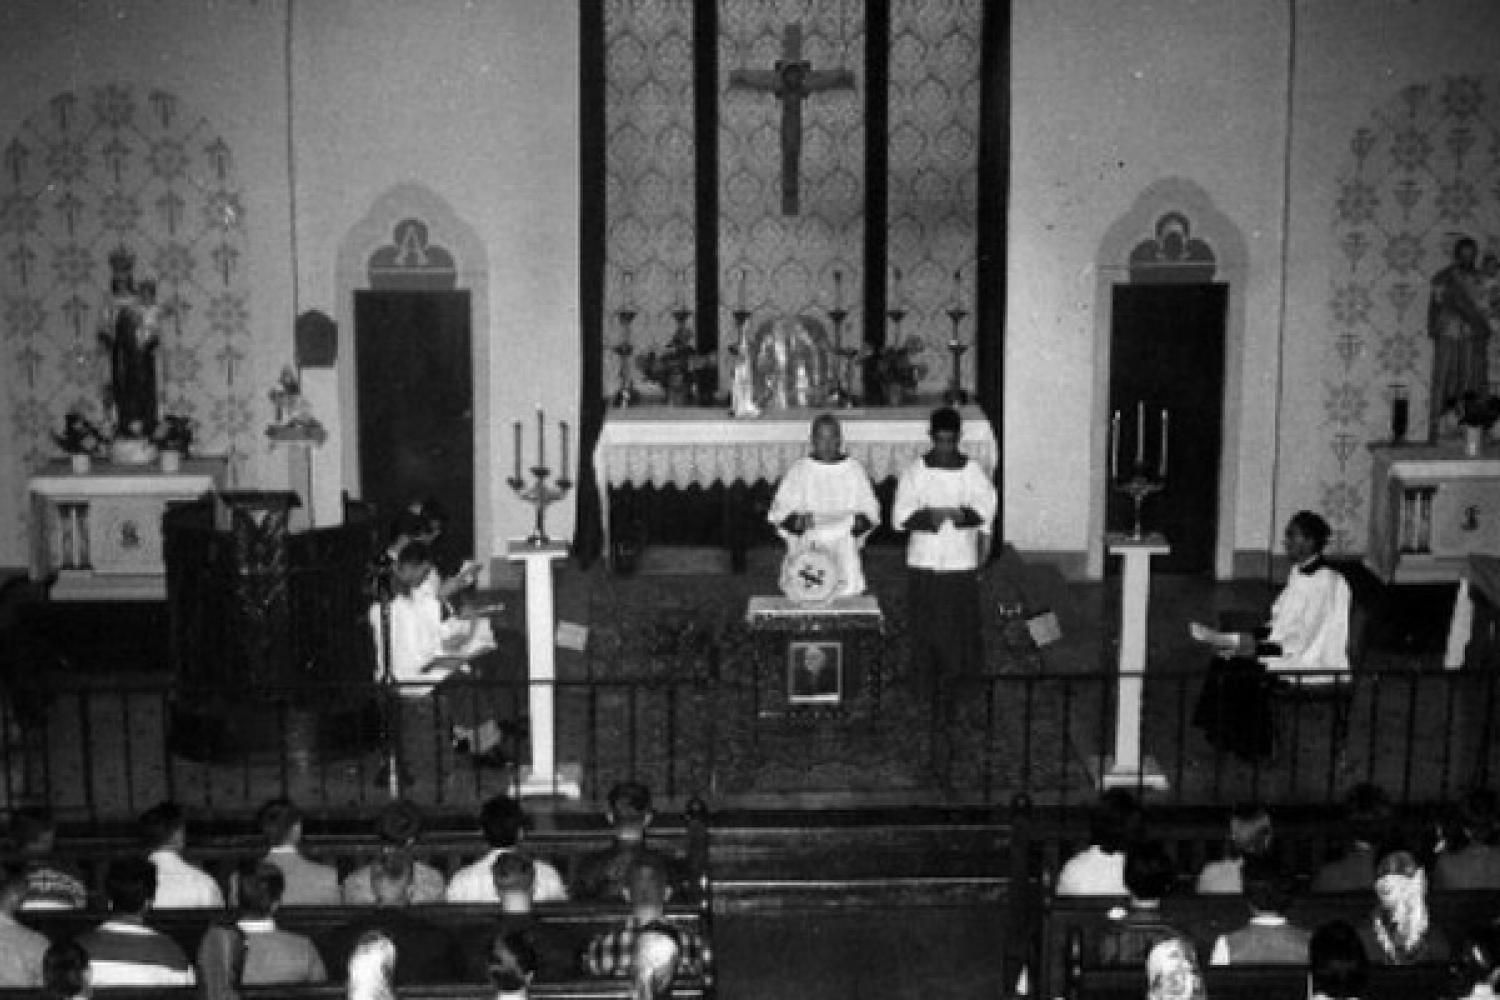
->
[729,23,855,216]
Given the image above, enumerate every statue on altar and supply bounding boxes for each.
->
[749,315,833,410]
[98,248,161,442]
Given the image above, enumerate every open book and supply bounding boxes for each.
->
[439,616,497,660]
[1189,621,1245,654]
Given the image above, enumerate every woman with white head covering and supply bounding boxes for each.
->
[1356,850,1450,964]
[346,932,395,1000]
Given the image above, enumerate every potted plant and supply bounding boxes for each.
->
[870,335,927,406]
[1457,391,1500,456]
[153,414,195,471]
[54,411,108,473]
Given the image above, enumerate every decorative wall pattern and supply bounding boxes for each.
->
[887,0,980,395]
[1326,75,1500,552]
[719,0,866,366]
[0,84,251,560]
[604,0,698,394]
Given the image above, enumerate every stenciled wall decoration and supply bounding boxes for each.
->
[1325,74,1500,552]
[0,83,251,559]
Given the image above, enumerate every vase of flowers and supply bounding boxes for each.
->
[54,412,108,472]
[153,414,194,471]
[1458,391,1500,457]
[638,328,715,406]
[870,335,927,406]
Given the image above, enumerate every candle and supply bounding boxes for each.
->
[560,420,571,476]
[1135,401,1145,466]
[1159,408,1169,478]
[736,269,747,311]
[536,406,546,467]
[952,269,963,309]
[893,266,904,305]
[623,269,634,306]
[1110,410,1120,480]
[513,421,522,479]
[834,270,844,310]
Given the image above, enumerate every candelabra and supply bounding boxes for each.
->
[943,307,969,407]
[826,308,859,408]
[611,309,640,408]
[509,465,572,547]
[728,308,759,417]
[1112,466,1165,541]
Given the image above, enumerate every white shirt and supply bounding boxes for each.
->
[369,585,460,694]
[1195,857,1244,895]
[767,455,881,597]
[1263,561,1351,676]
[1054,845,1126,896]
[1209,914,1288,966]
[147,849,224,909]
[444,847,568,903]
[892,456,997,571]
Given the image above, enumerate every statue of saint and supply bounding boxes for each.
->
[98,250,160,439]
[1428,236,1493,436]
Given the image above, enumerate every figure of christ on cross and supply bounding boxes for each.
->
[729,22,856,216]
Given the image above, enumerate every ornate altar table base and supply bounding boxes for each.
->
[594,405,996,568]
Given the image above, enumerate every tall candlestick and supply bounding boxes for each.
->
[513,421,522,480]
[1110,410,1120,480]
[560,420,571,478]
[834,270,844,310]
[1159,408,1169,478]
[1135,401,1145,466]
[736,269,747,311]
[536,407,545,467]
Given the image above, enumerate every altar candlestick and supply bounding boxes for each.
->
[513,421,522,479]
[560,420,571,476]
[1110,410,1120,480]
[1135,401,1145,465]
[1159,409,1169,478]
[834,270,844,310]
[536,407,545,467]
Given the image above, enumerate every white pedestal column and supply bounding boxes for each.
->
[1095,532,1171,791]
[506,540,580,798]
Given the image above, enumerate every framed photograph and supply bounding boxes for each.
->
[787,639,842,704]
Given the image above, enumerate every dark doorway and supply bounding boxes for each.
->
[354,290,474,559]
[1107,283,1227,575]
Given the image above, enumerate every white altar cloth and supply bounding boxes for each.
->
[592,405,996,553]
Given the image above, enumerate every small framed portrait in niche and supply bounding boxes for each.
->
[788,639,841,704]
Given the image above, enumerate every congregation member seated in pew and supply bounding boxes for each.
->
[319,850,463,985]
[0,864,50,986]
[10,808,88,910]
[455,853,545,983]
[1144,937,1205,1000]
[1309,920,1369,1000]
[447,796,567,904]
[342,800,447,905]
[572,782,691,903]
[346,930,397,1000]
[41,940,92,1000]
[629,922,686,1000]
[140,801,224,909]
[1357,848,1450,965]
[583,857,709,980]
[230,860,328,985]
[487,928,540,1000]
[1434,788,1500,890]
[1454,924,1500,1000]
[1096,842,1182,966]
[229,798,340,907]
[1313,783,1395,893]
[76,858,196,987]
[195,919,247,1000]
[1195,801,1274,895]
[1055,789,1144,897]
[1208,855,1311,965]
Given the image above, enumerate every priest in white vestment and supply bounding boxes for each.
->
[767,414,881,598]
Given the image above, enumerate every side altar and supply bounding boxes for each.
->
[28,457,229,601]
[1366,442,1500,583]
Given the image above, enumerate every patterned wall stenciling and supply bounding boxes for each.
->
[719,0,866,364]
[0,84,251,561]
[604,0,698,392]
[1326,75,1500,553]
[888,0,980,395]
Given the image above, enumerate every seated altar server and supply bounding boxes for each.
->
[767,413,880,598]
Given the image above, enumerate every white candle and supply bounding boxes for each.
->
[834,270,844,311]
[1159,408,1169,478]
[623,270,634,307]
[560,419,570,476]
[1110,410,1120,480]
[513,421,522,479]
[1135,401,1145,466]
[893,266,904,305]
[536,406,545,467]
[952,269,963,309]
[736,270,747,311]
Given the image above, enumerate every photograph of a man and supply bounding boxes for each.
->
[789,641,841,703]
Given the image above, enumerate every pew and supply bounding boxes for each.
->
[1037,889,1500,999]
[0,985,710,1000]
[1065,963,1452,1000]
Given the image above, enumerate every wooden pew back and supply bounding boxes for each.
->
[1067,964,1451,1000]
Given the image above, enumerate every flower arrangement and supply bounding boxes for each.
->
[266,363,327,443]
[870,335,928,396]
[53,411,109,457]
[152,413,195,455]
[1456,391,1500,430]
[638,327,715,404]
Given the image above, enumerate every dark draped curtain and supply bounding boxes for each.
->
[574,0,608,565]
[978,2,1010,526]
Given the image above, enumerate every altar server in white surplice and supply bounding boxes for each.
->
[768,414,881,598]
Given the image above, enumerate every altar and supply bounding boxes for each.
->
[28,458,229,601]
[1366,442,1500,583]
[592,404,997,563]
